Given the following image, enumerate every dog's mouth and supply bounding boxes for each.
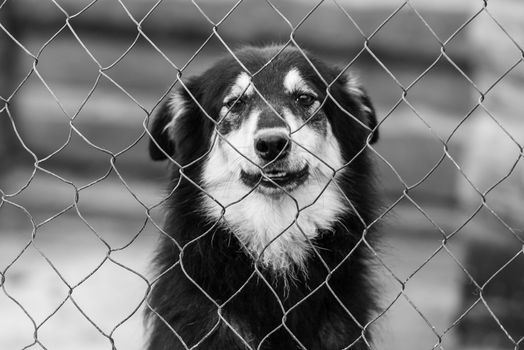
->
[240,165,309,192]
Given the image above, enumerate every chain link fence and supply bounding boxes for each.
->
[1,0,523,349]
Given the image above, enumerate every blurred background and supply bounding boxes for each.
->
[1,0,523,349]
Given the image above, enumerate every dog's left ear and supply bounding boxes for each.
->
[342,75,379,144]
[148,86,191,161]
[148,100,176,161]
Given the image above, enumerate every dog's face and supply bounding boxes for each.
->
[149,46,378,274]
[207,66,349,198]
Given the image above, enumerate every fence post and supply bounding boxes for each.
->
[0,2,20,179]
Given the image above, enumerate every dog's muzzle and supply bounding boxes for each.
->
[240,130,309,193]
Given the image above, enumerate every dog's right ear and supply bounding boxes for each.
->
[148,87,189,161]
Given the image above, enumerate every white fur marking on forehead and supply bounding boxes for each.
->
[254,127,289,139]
[163,91,187,135]
[224,72,254,102]
[283,68,316,95]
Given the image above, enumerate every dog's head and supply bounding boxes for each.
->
[150,45,377,186]
[148,45,378,272]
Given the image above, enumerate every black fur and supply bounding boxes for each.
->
[146,45,380,350]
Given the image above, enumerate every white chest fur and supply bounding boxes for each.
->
[201,168,347,275]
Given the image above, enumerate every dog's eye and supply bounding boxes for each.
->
[224,97,246,111]
[295,93,316,107]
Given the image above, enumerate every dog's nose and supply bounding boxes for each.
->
[254,133,291,162]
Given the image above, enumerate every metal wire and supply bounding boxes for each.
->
[1,0,523,349]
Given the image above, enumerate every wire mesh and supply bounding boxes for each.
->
[1,0,523,349]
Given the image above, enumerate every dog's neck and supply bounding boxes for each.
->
[200,179,348,277]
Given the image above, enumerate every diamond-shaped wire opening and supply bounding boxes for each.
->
[3,248,69,319]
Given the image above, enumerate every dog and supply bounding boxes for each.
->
[146,45,380,350]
